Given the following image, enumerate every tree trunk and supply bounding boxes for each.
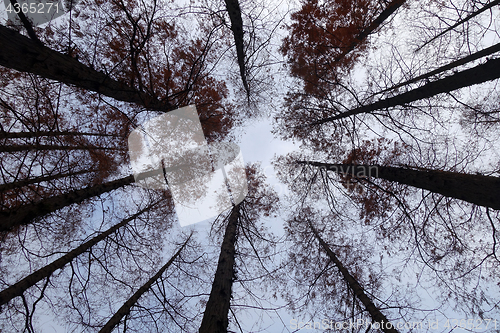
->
[311,57,500,123]
[0,144,120,152]
[0,131,119,139]
[0,169,92,192]
[0,202,158,307]
[0,25,173,112]
[308,222,400,333]
[379,42,500,94]
[336,0,406,61]
[299,161,500,209]
[199,204,240,333]
[0,175,135,232]
[416,0,500,51]
[98,234,191,333]
[223,0,250,98]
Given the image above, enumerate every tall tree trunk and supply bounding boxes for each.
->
[98,234,191,333]
[298,161,500,209]
[223,0,250,99]
[199,204,240,333]
[0,144,120,152]
[416,0,500,51]
[308,222,399,333]
[0,25,173,112]
[379,42,500,94]
[336,0,406,62]
[0,202,158,307]
[0,131,119,139]
[311,57,500,123]
[0,175,135,232]
[0,169,92,192]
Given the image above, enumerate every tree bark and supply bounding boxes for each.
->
[308,222,400,333]
[298,161,500,209]
[223,0,250,98]
[336,0,406,62]
[0,169,92,192]
[416,0,500,51]
[98,234,191,333]
[311,57,500,123]
[0,175,135,232]
[378,42,500,94]
[0,202,158,307]
[0,25,173,112]
[199,204,240,333]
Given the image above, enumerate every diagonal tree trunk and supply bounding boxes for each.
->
[0,175,135,232]
[0,169,92,192]
[0,25,173,112]
[298,161,500,209]
[0,144,121,152]
[308,221,399,333]
[416,0,500,52]
[336,0,406,62]
[310,57,500,124]
[377,42,500,94]
[0,201,159,307]
[0,131,119,139]
[199,203,240,333]
[98,233,192,333]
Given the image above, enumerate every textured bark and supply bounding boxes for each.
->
[0,169,92,192]
[0,25,173,112]
[199,204,240,333]
[416,0,500,51]
[0,175,135,232]
[223,0,249,98]
[98,234,191,333]
[299,161,500,209]
[311,57,500,123]
[336,0,406,61]
[308,222,400,333]
[380,42,500,93]
[0,203,157,307]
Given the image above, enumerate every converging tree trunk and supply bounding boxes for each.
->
[0,175,135,232]
[309,57,500,123]
[98,233,192,333]
[0,25,173,112]
[298,161,500,209]
[0,202,158,307]
[199,204,240,333]
[336,0,406,62]
[0,169,92,192]
[308,221,399,333]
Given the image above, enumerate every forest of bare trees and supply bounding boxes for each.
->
[0,0,499,332]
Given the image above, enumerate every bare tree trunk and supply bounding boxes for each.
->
[416,0,500,51]
[310,57,500,123]
[0,175,135,232]
[0,144,120,152]
[378,42,500,94]
[223,0,250,98]
[0,169,92,192]
[199,204,240,333]
[98,233,192,333]
[298,161,500,209]
[308,222,400,333]
[0,25,173,112]
[336,0,406,61]
[0,202,158,307]
[0,131,119,139]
